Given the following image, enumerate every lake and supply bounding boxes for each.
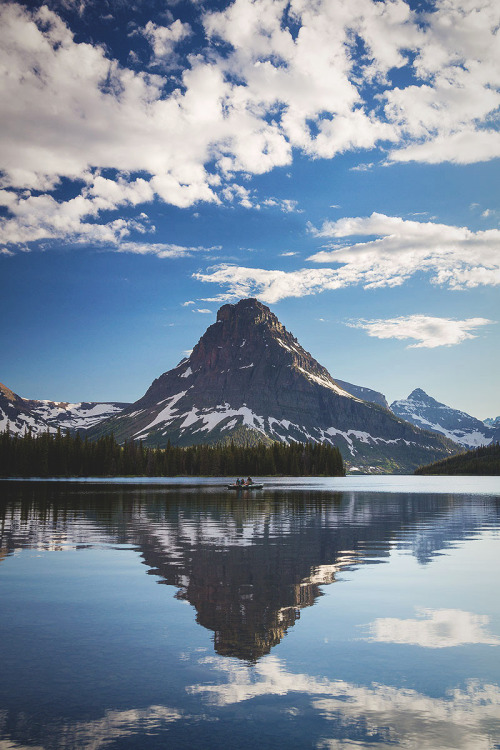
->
[0,476,499,749]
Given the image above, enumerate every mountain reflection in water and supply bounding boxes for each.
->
[1,479,500,750]
[1,482,498,662]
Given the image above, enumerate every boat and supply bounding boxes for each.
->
[226,483,264,490]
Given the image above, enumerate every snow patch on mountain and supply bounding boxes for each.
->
[30,401,127,430]
[296,367,359,399]
[134,391,188,437]
[0,408,55,436]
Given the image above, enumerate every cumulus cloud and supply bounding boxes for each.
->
[346,315,495,348]
[363,608,500,648]
[0,189,136,246]
[194,212,500,302]
[262,198,301,213]
[0,0,499,251]
[308,213,500,290]
[142,19,192,66]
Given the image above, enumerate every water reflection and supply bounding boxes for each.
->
[364,607,500,648]
[0,480,499,749]
[1,482,499,662]
[189,655,500,749]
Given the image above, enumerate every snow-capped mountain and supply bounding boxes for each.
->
[25,398,130,431]
[0,382,54,436]
[0,381,129,435]
[91,298,457,472]
[484,416,500,428]
[390,388,500,448]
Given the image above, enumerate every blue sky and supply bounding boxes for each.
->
[0,0,499,419]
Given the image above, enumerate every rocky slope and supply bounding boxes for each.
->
[334,379,389,409]
[92,299,458,473]
[390,388,500,448]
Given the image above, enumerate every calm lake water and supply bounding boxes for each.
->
[1,476,499,749]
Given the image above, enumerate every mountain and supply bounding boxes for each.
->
[484,416,500,428]
[0,382,53,436]
[0,381,129,435]
[390,388,500,448]
[26,398,130,431]
[92,298,458,473]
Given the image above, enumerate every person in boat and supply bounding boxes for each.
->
[245,477,253,485]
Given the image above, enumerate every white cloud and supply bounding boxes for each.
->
[350,162,375,172]
[1,0,500,250]
[308,213,500,290]
[195,264,338,304]
[182,300,195,306]
[194,212,500,301]
[222,184,259,209]
[262,198,300,213]
[116,242,215,258]
[142,19,192,66]
[280,251,298,257]
[0,189,136,246]
[363,608,500,648]
[192,308,212,313]
[346,314,495,348]
[388,129,500,165]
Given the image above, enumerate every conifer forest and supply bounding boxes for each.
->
[0,428,345,478]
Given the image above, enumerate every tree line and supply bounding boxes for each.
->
[0,428,345,477]
[415,442,500,475]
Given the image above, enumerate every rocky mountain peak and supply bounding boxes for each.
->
[408,388,431,401]
[188,297,336,388]
[216,297,279,327]
[0,382,17,403]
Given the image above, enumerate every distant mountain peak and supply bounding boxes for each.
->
[391,388,499,449]
[408,388,430,400]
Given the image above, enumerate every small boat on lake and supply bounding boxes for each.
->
[226,483,264,490]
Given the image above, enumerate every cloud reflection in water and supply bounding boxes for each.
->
[189,655,500,749]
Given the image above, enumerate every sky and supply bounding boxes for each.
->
[0,0,499,419]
